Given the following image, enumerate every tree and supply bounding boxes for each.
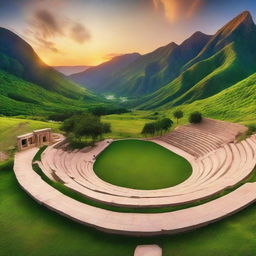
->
[141,122,156,136]
[102,123,111,134]
[61,115,80,134]
[75,115,102,140]
[173,110,183,124]
[159,118,173,132]
[61,113,111,142]
[89,106,107,116]
[189,112,202,124]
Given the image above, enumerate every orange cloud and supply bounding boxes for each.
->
[153,0,177,22]
[153,0,203,23]
[186,0,203,19]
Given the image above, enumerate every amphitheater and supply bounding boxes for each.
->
[14,118,256,237]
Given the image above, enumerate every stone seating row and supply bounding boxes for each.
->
[157,118,248,157]
[39,135,256,207]
[14,147,256,236]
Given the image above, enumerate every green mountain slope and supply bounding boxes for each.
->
[137,11,256,110]
[169,72,256,124]
[105,42,178,95]
[0,27,93,99]
[71,32,211,97]
[0,70,100,116]
[0,27,106,116]
[70,53,141,92]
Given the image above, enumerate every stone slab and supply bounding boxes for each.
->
[134,245,162,256]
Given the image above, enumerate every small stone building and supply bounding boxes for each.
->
[17,128,52,151]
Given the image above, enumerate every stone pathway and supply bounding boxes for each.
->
[134,245,162,256]
[13,147,256,236]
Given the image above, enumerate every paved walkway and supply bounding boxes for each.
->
[14,147,256,236]
[134,245,162,256]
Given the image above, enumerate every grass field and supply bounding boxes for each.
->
[0,161,256,256]
[94,140,192,190]
[0,117,60,152]
[0,113,153,153]
[1,116,256,256]
[102,111,152,138]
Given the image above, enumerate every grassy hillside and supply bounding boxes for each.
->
[0,27,93,100]
[70,53,141,92]
[0,70,101,116]
[107,42,178,96]
[0,112,151,153]
[134,11,256,110]
[160,72,256,125]
[0,117,60,152]
[73,32,211,97]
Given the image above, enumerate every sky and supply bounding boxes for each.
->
[0,0,256,66]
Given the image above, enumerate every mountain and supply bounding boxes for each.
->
[0,70,98,116]
[168,72,256,123]
[136,11,256,109]
[53,66,91,76]
[70,32,211,96]
[0,27,103,116]
[0,27,93,99]
[69,53,141,92]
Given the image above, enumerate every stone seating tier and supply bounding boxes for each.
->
[38,133,256,207]
[14,147,256,236]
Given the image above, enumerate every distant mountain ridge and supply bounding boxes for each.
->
[70,32,211,96]
[70,53,141,92]
[70,10,256,115]
[0,27,93,99]
[137,10,256,109]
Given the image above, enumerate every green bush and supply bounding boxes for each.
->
[189,112,202,124]
[141,118,173,135]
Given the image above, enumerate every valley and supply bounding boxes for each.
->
[0,6,256,256]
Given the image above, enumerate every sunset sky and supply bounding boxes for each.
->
[1,0,255,66]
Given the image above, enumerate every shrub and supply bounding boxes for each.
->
[142,118,173,135]
[246,124,256,136]
[189,112,202,124]
[142,122,156,135]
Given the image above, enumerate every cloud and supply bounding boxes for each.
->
[34,9,63,38]
[70,22,91,44]
[34,35,60,53]
[23,28,61,53]
[24,6,91,53]
[153,0,203,23]
[186,0,203,19]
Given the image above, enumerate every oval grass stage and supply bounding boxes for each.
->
[94,140,192,190]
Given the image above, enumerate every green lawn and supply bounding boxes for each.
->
[0,162,256,256]
[94,140,192,190]
[102,111,151,138]
[0,117,60,152]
